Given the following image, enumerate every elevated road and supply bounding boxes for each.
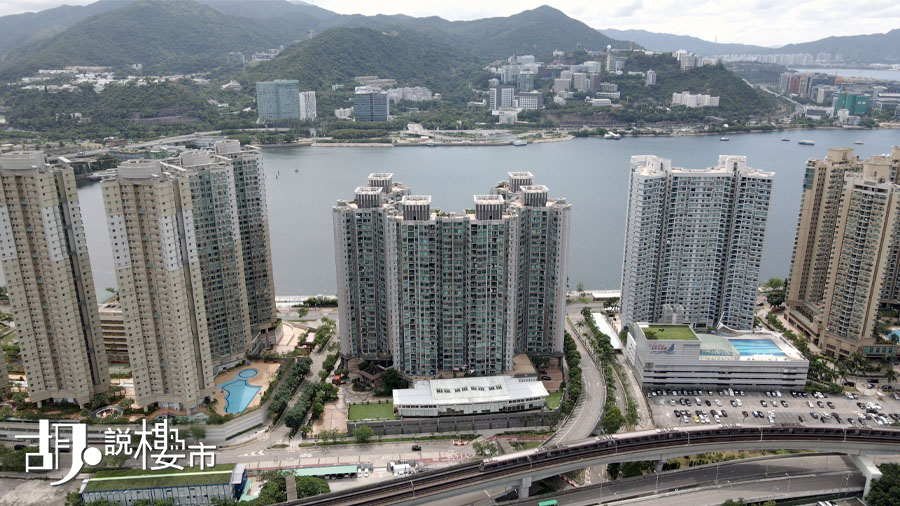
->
[284,426,900,506]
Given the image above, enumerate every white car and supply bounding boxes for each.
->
[714,399,722,407]
[807,400,814,408]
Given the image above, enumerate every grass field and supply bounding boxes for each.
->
[647,324,698,340]
[546,391,563,410]
[510,440,543,451]
[348,402,397,421]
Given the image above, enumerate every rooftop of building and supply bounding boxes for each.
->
[630,154,774,179]
[512,353,537,376]
[82,464,239,493]
[393,375,548,407]
[645,324,699,341]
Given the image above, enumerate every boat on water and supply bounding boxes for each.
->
[854,141,864,145]
[512,140,527,146]
[294,168,299,173]
[425,141,436,147]
[604,132,621,140]
[719,137,730,141]
[781,138,790,142]
[798,140,816,145]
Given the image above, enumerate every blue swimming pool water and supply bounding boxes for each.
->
[729,339,786,357]
[218,368,261,414]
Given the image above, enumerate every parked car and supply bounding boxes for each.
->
[412,445,422,451]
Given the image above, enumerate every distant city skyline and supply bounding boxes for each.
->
[1,0,898,47]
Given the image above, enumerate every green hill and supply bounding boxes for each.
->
[316,5,631,60]
[780,29,900,64]
[0,0,289,79]
[0,0,133,57]
[617,53,776,116]
[249,27,477,91]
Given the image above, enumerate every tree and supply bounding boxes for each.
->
[65,492,85,506]
[295,476,330,498]
[766,291,785,307]
[189,426,206,440]
[868,463,900,506]
[472,441,499,457]
[886,367,897,385]
[354,425,374,443]
[576,282,585,293]
[311,402,324,419]
[603,297,620,308]
[299,425,312,438]
[764,278,785,290]
[119,398,133,410]
[601,405,625,434]
[377,368,407,395]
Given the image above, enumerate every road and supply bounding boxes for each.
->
[546,304,607,444]
[512,454,862,506]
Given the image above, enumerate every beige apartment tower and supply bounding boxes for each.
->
[213,140,277,342]
[103,159,217,412]
[0,151,109,406]
[787,146,900,359]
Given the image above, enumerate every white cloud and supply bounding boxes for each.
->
[0,0,897,46]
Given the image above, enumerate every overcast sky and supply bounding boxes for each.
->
[3,0,899,46]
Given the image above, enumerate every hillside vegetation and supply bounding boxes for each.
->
[0,0,288,79]
[249,27,476,91]
[618,53,777,116]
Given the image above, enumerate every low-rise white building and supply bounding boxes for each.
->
[624,323,809,391]
[671,91,720,108]
[392,376,549,417]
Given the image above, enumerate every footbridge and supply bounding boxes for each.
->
[284,425,900,506]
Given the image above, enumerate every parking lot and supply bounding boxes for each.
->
[649,386,900,429]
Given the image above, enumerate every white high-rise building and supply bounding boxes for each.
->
[0,151,109,407]
[645,69,656,86]
[334,172,570,377]
[620,155,773,330]
[299,90,317,121]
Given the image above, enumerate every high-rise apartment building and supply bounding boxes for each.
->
[299,91,317,121]
[213,140,277,342]
[0,151,109,406]
[786,147,900,359]
[256,80,301,121]
[334,172,570,377]
[161,151,251,369]
[353,88,389,122]
[645,69,656,86]
[102,159,217,412]
[621,155,773,330]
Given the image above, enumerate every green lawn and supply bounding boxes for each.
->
[348,402,397,421]
[510,440,543,451]
[647,324,698,341]
[545,391,563,410]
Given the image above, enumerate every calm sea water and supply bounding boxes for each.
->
[790,67,900,82]
[8,129,899,296]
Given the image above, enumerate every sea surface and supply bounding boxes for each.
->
[7,128,899,296]
[790,67,900,82]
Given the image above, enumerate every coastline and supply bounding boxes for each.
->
[252,125,897,149]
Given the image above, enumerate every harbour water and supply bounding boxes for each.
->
[42,128,900,296]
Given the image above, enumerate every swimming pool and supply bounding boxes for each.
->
[218,368,261,414]
[729,339,786,357]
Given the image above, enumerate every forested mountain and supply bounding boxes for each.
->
[0,0,294,79]
[316,6,632,59]
[601,27,900,63]
[0,2,633,80]
[0,0,132,56]
[600,29,771,56]
[780,29,900,64]
[248,27,478,91]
